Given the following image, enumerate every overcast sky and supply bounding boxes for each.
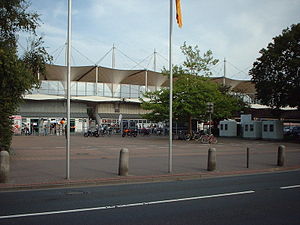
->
[19,0,300,80]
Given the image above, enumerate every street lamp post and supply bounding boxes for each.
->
[206,102,214,135]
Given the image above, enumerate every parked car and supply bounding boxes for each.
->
[291,126,300,136]
[283,126,293,134]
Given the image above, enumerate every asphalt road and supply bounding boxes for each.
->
[0,170,300,225]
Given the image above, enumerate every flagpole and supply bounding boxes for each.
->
[168,0,173,173]
[66,0,72,180]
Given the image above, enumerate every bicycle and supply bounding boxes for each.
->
[185,131,201,141]
[122,128,137,137]
[199,134,217,144]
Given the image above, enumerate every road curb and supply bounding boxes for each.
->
[1,166,300,191]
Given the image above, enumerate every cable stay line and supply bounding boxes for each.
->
[72,46,96,65]
[115,47,141,68]
[53,45,65,64]
[51,44,65,56]
[130,53,153,70]
[157,52,168,62]
[227,60,248,76]
[211,66,223,77]
[146,54,154,69]
[95,48,113,66]
[209,61,220,70]
[229,65,252,80]
[71,54,77,66]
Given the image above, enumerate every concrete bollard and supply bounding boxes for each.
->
[246,147,250,168]
[207,148,216,171]
[0,151,10,183]
[118,148,129,176]
[277,145,285,167]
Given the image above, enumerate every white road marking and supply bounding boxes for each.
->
[0,190,254,219]
[280,184,300,190]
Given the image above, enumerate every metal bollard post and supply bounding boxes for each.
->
[0,151,10,183]
[119,148,129,176]
[277,145,285,167]
[207,148,216,171]
[246,147,250,168]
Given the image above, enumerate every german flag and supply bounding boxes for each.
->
[176,0,183,28]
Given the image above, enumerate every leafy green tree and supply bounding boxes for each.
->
[0,0,52,151]
[180,42,219,76]
[250,23,300,110]
[141,42,245,133]
[161,42,219,78]
[141,74,245,133]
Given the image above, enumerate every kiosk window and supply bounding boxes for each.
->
[250,124,254,131]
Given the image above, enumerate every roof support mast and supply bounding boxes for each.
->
[112,44,116,97]
[223,58,226,86]
[154,48,157,72]
[112,44,116,69]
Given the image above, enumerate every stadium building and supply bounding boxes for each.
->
[14,64,299,135]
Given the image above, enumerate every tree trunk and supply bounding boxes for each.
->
[188,115,192,134]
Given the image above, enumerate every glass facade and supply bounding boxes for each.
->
[31,80,161,98]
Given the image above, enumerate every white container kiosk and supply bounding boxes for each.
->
[243,121,262,139]
[219,120,237,137]
[262,120,283,140]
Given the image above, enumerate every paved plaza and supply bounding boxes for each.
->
[1,135,300,189]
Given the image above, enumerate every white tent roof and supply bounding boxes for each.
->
[43,64,168,87]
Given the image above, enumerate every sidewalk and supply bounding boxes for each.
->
[1,135,300,190]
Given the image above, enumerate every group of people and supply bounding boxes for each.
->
[20,122,67,136]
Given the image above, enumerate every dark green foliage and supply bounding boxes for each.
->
[0,0,52,151]
[141,43,246,131]
[141,75,246,132]
[250,23,300,110]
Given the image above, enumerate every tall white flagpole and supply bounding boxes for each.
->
[168,0,173,173]
[66,0,72,180]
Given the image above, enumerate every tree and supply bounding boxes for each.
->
[141,74,245,133]
[180,42,219,76]
[0,0,52,151]
[141,43,245,133]
[250,23,300,110]
[161,42,219,78]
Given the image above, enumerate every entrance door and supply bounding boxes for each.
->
[70,119,75,133]
[30,119,39,135]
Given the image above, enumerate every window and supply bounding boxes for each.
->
[97,83,104,96]
[77,82,86,96]
[245,124,248,132]
[113,85,121,98]
[121,84,130,98]
[269,124,274,132]
[103,83,112,97]
[130,85,140,98]
[250,124,254,131]
[86,82,95,96]
[71,82,77,96]
[220,124,223,130]
[225,124,228,130]
[264,124,268,132]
